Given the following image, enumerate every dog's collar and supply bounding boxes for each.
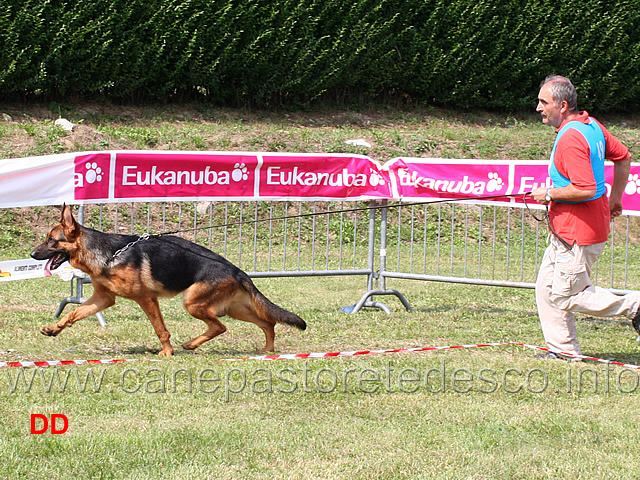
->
[111,233,151,262]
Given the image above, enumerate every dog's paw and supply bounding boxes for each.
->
[158,348,174,356]
[40,326,60,337]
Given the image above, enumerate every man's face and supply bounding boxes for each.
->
[536,83,565,128]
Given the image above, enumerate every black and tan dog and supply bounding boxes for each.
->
[31,205,306,355]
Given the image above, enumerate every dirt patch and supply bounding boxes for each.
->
[59,124,108,150]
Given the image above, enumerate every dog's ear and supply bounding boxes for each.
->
[60,204,79,240]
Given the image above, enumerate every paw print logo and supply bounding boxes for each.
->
[369,170,385,187]
[85,162,103,184]
[232,163,249,182]
[625,173,640,195]
[486,172,504,192]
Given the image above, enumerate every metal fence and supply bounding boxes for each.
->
[57,200,640,321]
[378,200,640,301]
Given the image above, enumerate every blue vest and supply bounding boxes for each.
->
[549,118,606,203]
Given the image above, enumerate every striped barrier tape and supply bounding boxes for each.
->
[218,342,510,362]
[219,341,640,369]
[511,342,640,370]
[1,342,639,369]
[0,358,144,368]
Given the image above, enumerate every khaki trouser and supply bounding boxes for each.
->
[535,236,640,356]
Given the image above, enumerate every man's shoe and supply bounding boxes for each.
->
[535,351,581,362]
[535,352,565,360]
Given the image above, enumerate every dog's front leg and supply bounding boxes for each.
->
[135,297,174,356]
[41,288,115,337]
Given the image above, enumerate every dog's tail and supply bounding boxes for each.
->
[239,276,306,330]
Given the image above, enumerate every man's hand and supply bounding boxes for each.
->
[530,187,550,205]
[610,156,631,219]
[610,198,624,219]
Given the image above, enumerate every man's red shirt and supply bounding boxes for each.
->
[549,111,630,245]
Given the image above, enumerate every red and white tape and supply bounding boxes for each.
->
[219,342,509,362]
[220,342,640,370]
[0,358,144,369]
[511,342,640,369]
[2,342,639,369]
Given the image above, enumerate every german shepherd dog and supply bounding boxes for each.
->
[31,205,306,356]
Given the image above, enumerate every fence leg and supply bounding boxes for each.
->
[348,201,413,314]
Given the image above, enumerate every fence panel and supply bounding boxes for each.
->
[50,199,640,317]
[379,201,640,295]
[79,200,375,279]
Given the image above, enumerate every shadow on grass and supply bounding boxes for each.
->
[582,316,633,327]
[121,345,265,357]
[585,352,640,365]
[413,304,536,316]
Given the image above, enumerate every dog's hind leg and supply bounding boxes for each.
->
[181,316,227,351]
[181,283,228,351]
[41,287,115,337]
[135,296,174,356]
[227,290,276,353]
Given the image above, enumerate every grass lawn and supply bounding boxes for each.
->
[2,275,640,479]
[1,105,640,479]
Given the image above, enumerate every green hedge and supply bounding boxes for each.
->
[1,0,638,111]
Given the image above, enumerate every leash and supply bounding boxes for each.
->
[110,191,570,256]
[159,192,533,236]
[522,194,573,250]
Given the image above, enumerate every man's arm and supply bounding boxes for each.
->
[609,156,631,218]
[530,184,596,205]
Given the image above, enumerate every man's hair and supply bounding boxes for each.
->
[541,75,578,112]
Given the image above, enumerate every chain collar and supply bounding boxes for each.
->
[111,233,151,262]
